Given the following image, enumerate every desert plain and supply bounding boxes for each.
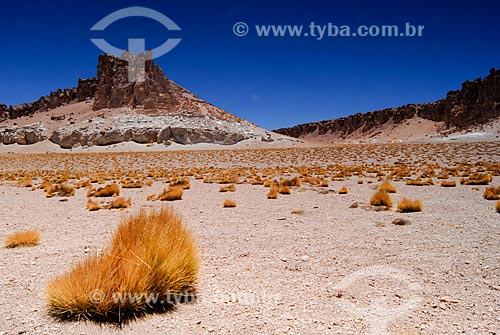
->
[0,142,499,335]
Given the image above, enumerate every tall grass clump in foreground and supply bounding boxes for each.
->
[5,230,40,248]
[47,207,199,324]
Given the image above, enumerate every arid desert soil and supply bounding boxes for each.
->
[1,143,500,335]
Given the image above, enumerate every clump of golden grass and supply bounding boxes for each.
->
[460,173,492,185]
[405,179,433,186]
[47,207,199,324]
[223,199,237,208]
[93,184,120,197]
[483,186,500,200]
[121,180,143,188]
[170,178,191,189]
[159,186,183,201]
[496,200,500,213]
[370,190,393,208]
[109,197,132,209]
[281,176,301,187]
[219,184,236,192]
[357,180,364,184]
[397,198,423,213]
[87,198,101,211]
[440,180,457,187]
[319,180,329,187]
[267,183,279,199]
[377,180,397,193]
[45,183,76,198]
[291,209,304,215]
[279,185,291,195]
[338,186,348,194]
[5,230,40,248]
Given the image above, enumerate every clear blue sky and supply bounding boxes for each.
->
[1,0,499,129]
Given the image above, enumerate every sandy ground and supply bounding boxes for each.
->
[1,144,500,335]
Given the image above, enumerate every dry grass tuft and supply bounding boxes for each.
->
[291,209,304,215]
[370,190,393,208]
[5,230,41,248]
[377,180,397,193]
[397,198,423,213]
[440,180,457,187]
[278,185,291,195]
[223,199,237,208]
[219,184,236,192]
[338,186,348,194]
[86,198,101,211]
[267,183,279,199]
[109,197,132,209]
[94,184,120,197]
[483,186,500,200]
[496,200,500,213]
[281,176,301,187]
[170,178,191,190]
[47,207,199,324]
[159,186,183,201]
[46,183,76,198]
[460,173,492,185]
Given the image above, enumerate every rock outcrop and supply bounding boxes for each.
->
[0,53,279,148]
[275,68,500,139]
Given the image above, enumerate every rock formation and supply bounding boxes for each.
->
[0,54,280,148]
[275,68,500,139]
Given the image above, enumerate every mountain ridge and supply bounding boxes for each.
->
[274,68,500,141]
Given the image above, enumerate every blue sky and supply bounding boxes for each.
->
[0,0,499,129]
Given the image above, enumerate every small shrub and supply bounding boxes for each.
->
[338,186,348,194]
[47,207,199,324]
[406,179,432,186]
[440,180,457,187]
[370,190,393,207]
[159,186,183,201]
[94,184,120,197]
[170,178,191,190]
[496,200,500,213]
[46,183,76,197]
[460,173,492,185]
[87,198,101,211]
[109,197,132,209]
[378,181,397,193]
[121,180,143,188]
[267,183,279,199]
[483,186,500,200]
[5,230,40,248]
[279,185,291,195]
[291,210,304,215]
[282,176,301,187]
[223,199,237,208]
[397,198,423,213]
[219,184,236,192]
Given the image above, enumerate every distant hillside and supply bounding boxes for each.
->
[274,68,500,141]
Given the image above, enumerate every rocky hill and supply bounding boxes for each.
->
[274,68,500,141]
[0,54,282,148]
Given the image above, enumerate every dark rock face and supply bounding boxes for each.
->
[275,68,500,138]
[2,78,98,120]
